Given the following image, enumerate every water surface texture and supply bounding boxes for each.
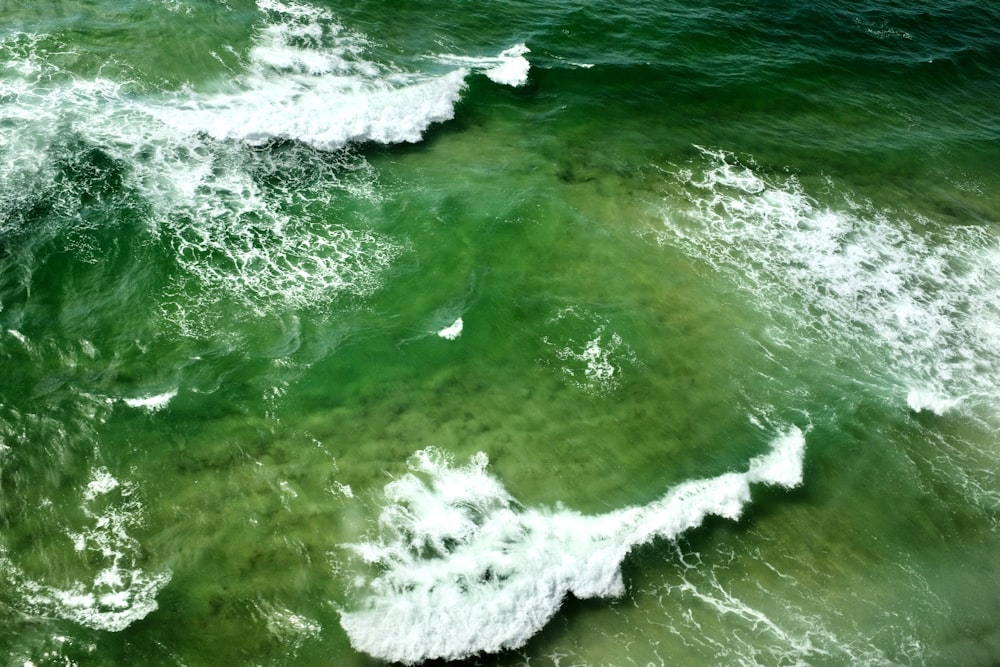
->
[1,1,999,665]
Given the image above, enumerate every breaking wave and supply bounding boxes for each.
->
[340,426,805,664]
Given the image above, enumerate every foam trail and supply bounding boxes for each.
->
[340,426,805,664]
[653,147,1000,421]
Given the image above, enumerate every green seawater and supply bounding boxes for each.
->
[1,0,999,664]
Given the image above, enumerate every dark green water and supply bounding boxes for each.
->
[1,0,999,664]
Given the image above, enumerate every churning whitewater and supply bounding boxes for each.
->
[340,427,806,663]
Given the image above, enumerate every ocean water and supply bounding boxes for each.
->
[1,0,999,664]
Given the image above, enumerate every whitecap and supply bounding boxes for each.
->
[906,388,961,416]
[435,43,532,88]
[149,0,474,151]
[436,317,464,340]
[485,44,531,87]
[121,389,178,413]
[152,69,470,152]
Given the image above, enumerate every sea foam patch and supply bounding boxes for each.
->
[1,467,171,632]
[339,426,806,664]
[906,388,961,416]
[540,307,638,394]
[652,147,1000,420]
[121,389,178,413]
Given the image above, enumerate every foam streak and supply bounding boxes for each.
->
[654,147,1000,420]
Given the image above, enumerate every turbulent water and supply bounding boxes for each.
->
[1,0,999,665]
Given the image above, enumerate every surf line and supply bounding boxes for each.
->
[339,426,806,664]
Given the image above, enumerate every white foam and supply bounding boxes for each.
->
[906,388,961,416]
[747,427,807,487]
[147,0,475,151]
[122,389,178,413]
[15,568,172,633]
[2,467,171,632]
[83,467,120,501]
[339,426,806,664]
[436,43,532,88]
[653,147,1000,420]
[486,44,531,87]
[576,333,620,387]
[436,317,463,340]
[142,144,399,320]
[154,69,469,151]
[0,24,400,325]
[541,308,637,394]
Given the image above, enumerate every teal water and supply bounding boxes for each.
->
[1,0,999,664]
